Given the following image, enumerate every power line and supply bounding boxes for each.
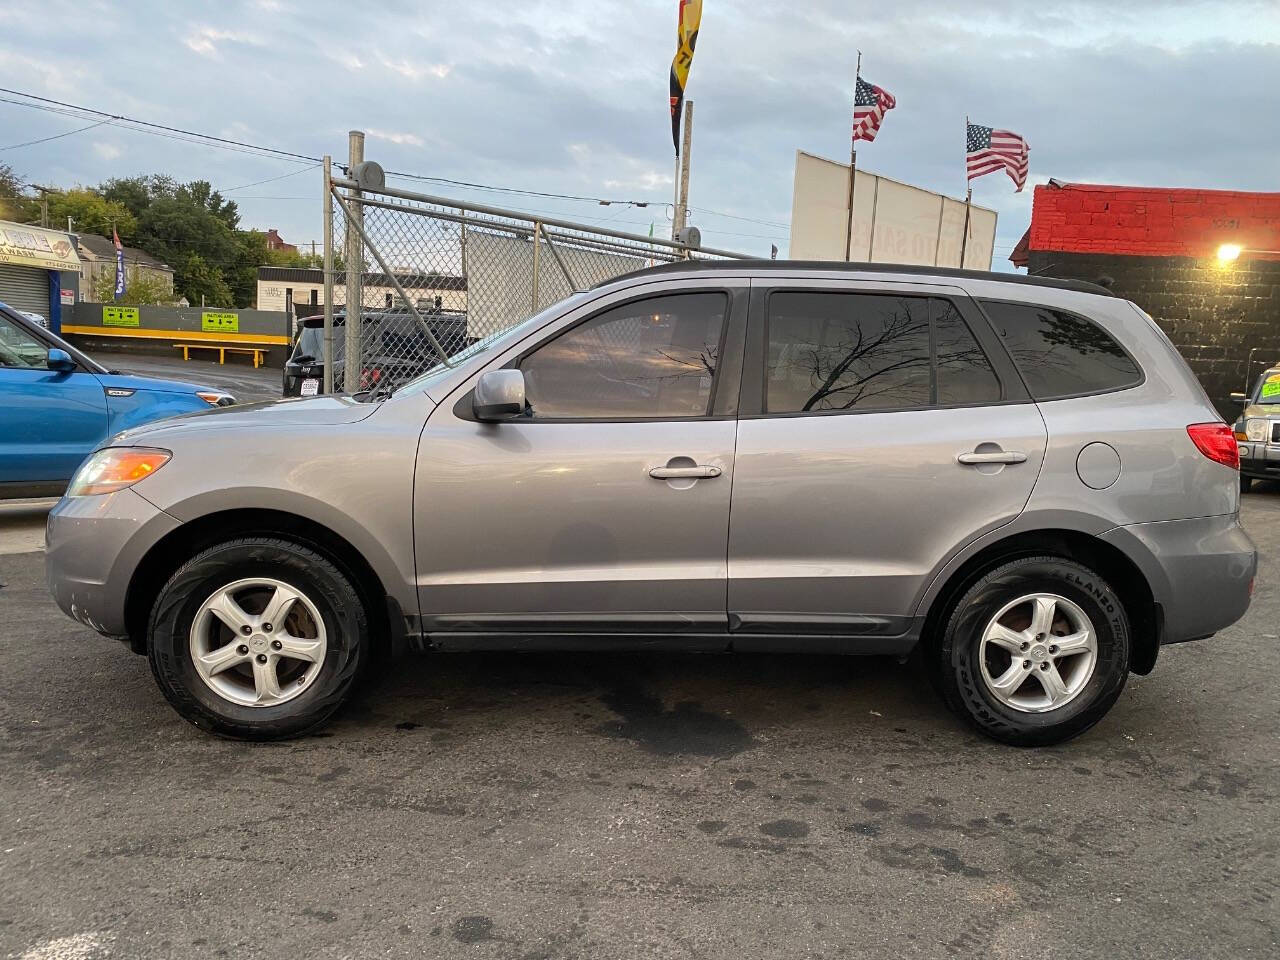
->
[224,165,322,193]
[0,88,322,165]
[383,168,658,208]
[0,119,109,152]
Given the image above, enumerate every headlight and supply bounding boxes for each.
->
[67,448,171,497]
[197,391,235,407]
[1246,418,1268,442]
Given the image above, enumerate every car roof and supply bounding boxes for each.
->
[594,259,1115,297]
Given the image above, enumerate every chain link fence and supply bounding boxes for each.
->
[323,170,749,392]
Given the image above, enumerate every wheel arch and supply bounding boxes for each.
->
[918,527,1162,675]
[123,508,398,656]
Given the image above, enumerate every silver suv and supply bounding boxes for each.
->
[46,262,1256,746]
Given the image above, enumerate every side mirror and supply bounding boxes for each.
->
[46,348,76,373]
[1230,392,1250,405]
[473,369,526,421]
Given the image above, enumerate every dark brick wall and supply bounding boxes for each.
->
[1026,250,1280,419]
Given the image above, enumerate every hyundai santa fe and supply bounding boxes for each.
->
[45,261,1256,746]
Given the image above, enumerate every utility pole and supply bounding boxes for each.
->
[322,155,335,394]
[343,130,365,392]
[672,100,694,240]
[32,185,52,228]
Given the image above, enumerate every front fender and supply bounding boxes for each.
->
[105,391,210,435]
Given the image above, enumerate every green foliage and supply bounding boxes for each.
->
[90,266,174,306]
[47,188,138,238]
[9,166,302,309]
[177,253,234,308]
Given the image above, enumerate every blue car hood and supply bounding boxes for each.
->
[95,371,215,395]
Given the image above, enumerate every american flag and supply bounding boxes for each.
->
[966,123,1029,191]
[852,77,896,142]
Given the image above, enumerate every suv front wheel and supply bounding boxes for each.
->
[147,537,371,740]
[934,556,1131,746]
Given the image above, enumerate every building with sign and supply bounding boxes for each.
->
[0,218,81,331]
[73,233,174,303]
[1010,179,1280,416]
[256,266,467,317]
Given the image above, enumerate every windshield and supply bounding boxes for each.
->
[389,293,592,397]
[1254,371,1280,404]
[292,324,343,363]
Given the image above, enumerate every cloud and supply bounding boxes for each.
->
[182,25,263,57]
[376,55,450,81]
[92,142,121,161]
[366,129,426,148]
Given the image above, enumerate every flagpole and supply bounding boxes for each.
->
[960,115,973,269]
[843,50,862,262]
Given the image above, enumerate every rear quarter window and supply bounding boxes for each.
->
[978,300,1142,400]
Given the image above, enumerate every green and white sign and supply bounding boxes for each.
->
[1261,375,1280,400]
[102,306,140,327]
[201,311,239,334]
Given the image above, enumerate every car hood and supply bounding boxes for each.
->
[95,371,217,395]
[1239,403,1280,421]
[111,395,378,444]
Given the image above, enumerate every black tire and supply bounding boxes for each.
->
[933,556,1130,747]
[147,537,370,740]
[1241,476,1254,494]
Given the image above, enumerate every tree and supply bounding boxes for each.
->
[45,188,137,239]
[176,253,234,307]
[0,163,36,223]
[91,266,174,305]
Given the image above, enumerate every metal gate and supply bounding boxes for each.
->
[320,152,750,393]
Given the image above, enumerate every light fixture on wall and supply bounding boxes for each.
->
[1216,243,1243,263]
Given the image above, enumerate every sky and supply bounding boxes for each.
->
[0,0,1277,270]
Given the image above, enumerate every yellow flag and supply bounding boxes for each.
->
[669,0,702,154]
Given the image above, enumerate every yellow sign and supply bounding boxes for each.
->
[0,219,82,271]
[102,306,140,327]
[201,311,239,333]
[1262,375,1280,399]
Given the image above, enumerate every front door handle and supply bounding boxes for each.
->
[957,450,1027,466]
[649,464,722,480]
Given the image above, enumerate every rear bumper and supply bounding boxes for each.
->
[45,486,181,639]
[1101,513,1256,645]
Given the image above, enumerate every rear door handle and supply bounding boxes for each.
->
[957,450,1027,465]
[649,464,722,480]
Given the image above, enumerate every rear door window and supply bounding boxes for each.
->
[979,300,1141,400]
[764,292,1001,413]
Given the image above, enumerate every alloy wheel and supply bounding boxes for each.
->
[977,592,1098,713]
[188,577,328,707]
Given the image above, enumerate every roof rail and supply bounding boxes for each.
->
[594,259,1116,297]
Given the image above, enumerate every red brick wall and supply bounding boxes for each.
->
[1029,182,1280,261]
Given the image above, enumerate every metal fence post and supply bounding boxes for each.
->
[322,155,335,394]
[342,130,365,390]
[531,221,542,313]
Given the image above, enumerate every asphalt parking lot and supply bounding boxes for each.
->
[93,349,282,404]
[1,493,1277,959]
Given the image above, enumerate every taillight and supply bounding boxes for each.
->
[1187,422,1240,470]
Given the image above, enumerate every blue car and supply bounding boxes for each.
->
[0,302,235,499]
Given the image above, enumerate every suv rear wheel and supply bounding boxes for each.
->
[147,537,370,740]
[934,556,1130,746]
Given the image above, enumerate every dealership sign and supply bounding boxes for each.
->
[0,220,82,271]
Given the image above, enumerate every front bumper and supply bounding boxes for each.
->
[1237,440,1280,480]
[45,487,181,640]
[1102,513,1257,646]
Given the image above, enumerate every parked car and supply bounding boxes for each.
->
[0,302,234,499]
[1231,367,1280,491]
[45,262,1255,745]
[283,309,470,397]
